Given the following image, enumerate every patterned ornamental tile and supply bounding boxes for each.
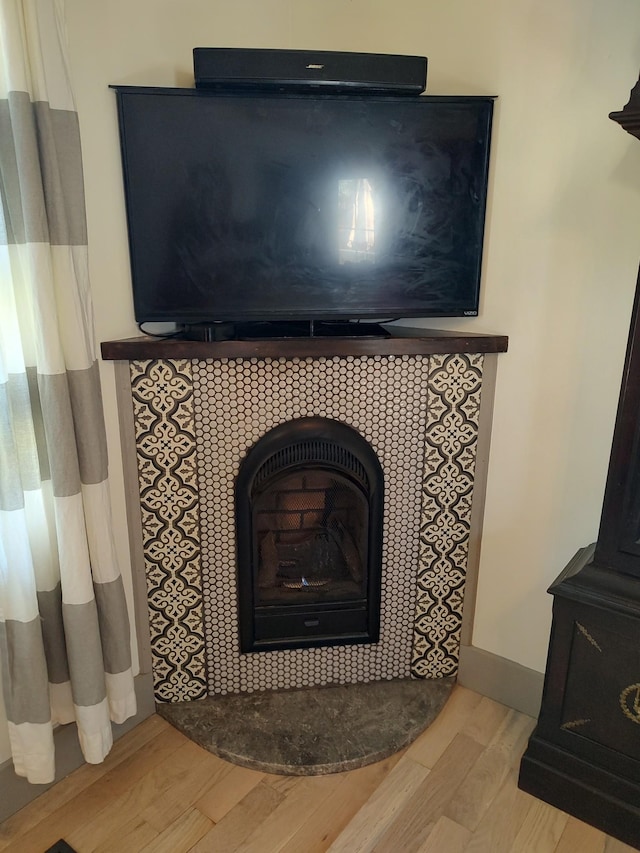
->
[132,360,193,409]
[150,655,175,686]
[144,548,173,576]
[138,509,166,541]
[457,444,480,473]
[179,559,204,587]
[184,658,207,683]
[130,360,207,702]
[154,623,206,659]
[143,476,196,521]
[149,576,203,620]
[460,392,482,423]
[429,353,483,403]
[172,404,200,433]
[137,420,196,467]
[411,353,484,679]
[182,606,207,633]
[148,607,172,637]
[174,456,199,487]
[424,393,448,423]
[427,412,478,456]
[424,465,474,507]
[155,672,206,703]
[423,444,447,475]
[449,542,473,567]
[137,457,161,491]
[422,512,471,551]
[146,527,199,569]
[131,407,159,436]
[452,494,475,522]
[417,541,439,568]
[418,569,465,598]
[175,507,201,540]
[442,628,465,657]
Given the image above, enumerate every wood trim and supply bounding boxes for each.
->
[457,644,544,718]
[100,329,509,361]
[113,362,153,674]
[460,353,498,647]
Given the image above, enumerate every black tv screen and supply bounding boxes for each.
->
[112,87,494,328]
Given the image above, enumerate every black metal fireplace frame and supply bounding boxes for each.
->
[235,416,384,652]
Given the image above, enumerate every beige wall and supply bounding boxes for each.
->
[3,0,640,767]
[64,0,640,672]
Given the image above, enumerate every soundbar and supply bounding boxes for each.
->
[193,48,427,95]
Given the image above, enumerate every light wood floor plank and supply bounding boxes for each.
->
[0,714,172,850]
[371,733,485,853]
[554,815,606,853]
[63,738,225,851]
[0,722,186,853]
[511,796,569,852]
[415,815,471,853]
[263,770,316,796]
[142,747,230,831]
[190,781,284,853]
[234,773,343,853]
[460,695,510,746]
[464,767,536,853]
[93,815,159,853]
[444,708,535,831]
[279,752,403,853]
[136,741,229,831]
[327,755,430,852]
[405,684,483,769]
[138,805,212,853]
[195,763,265,823]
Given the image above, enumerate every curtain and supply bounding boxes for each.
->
[0,0,136,784]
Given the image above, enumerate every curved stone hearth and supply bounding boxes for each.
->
[156,677,454,775]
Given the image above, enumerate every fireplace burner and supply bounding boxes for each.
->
[236,417,384,652]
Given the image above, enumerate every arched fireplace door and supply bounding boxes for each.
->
[236,417,384,652]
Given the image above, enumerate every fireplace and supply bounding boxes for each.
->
[236,416,384,652]
[101,332,507,702]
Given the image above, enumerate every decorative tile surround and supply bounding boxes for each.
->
[130,360,207,701]
[129,353,484,702]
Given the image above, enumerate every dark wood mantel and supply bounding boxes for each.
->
[100,328,508,361]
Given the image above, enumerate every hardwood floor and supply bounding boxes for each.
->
[0,685,636,853]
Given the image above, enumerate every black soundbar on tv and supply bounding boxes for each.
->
[193,47,427,95]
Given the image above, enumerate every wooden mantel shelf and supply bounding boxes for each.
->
[100,327,508,361]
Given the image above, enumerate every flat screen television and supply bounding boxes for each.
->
[112,86,494,337]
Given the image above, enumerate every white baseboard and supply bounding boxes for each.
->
[0,672,155,824]
[457,644,544,718]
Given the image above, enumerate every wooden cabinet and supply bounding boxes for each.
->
[519,84,640,849]
[519,546,640,846]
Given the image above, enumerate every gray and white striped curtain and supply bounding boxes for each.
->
[0,0,136,783]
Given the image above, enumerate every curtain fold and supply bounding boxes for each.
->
[0,0,136,784]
